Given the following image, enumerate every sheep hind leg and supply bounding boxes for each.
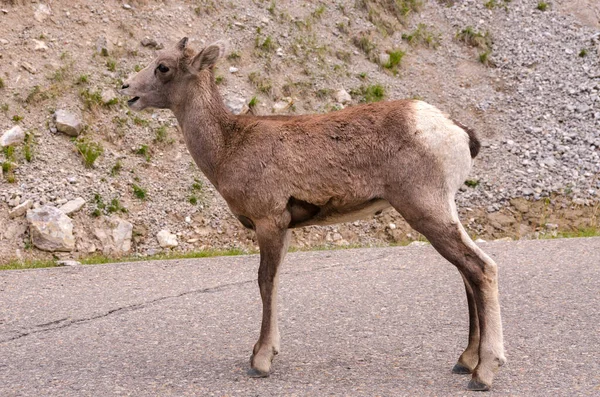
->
[389,195,505,391]
[452,271,480,375]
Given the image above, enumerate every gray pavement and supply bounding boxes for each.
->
[1,238,599,396]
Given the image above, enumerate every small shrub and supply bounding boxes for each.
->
[256,35,276,52]
[579,48,588,57]
[192,179,204,191]
[75,138,104,168]
[267,0,276,15]
[227,51,241,61]
[12,115,23,123]
[134,64,143,72]
[0,77,4,89]
[536,2,548,11]
[80,88,104,110]
[478,50,493,66]
[132,115,150,127]
[215,75,224,85]
[132,184,147,200]
[189,195,198,205]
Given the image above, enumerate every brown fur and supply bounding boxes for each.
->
[121,38,505,390]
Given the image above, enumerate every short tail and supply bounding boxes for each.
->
[451,118,481,158]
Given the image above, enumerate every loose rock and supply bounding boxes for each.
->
[58,197,86,215]
[157,230,178,248]
[26,206,75,252]
[1,126,25,147]
[9,199,33,219]
[54,110,83,137]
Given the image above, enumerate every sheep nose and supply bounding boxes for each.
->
[121,84,130,89]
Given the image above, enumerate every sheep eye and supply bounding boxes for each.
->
[157,64,169,73]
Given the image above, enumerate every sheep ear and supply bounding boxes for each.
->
[191,40,227,71]
[177,37,189,51]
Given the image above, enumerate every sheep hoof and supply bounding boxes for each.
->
[467,379,491,391]
[247,367,270,378]
[452,363,473,374]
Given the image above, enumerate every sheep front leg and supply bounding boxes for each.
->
[248,221,291,378]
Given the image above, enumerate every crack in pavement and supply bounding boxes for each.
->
[1,252,393,344]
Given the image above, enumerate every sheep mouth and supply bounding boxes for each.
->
[127,97,140,106]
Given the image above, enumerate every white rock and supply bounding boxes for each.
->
[272,97,293,113]
[58,197,86,215]
[157,230,178,248]
[225,97,247,115]
[54,110,83,137]
[229,66,239,73]
[33,3,51,22]
[26,206,75,252]
[409,241,428,246]
[9,199,33,218]
[112,219,133,253]
[101,89,117,105]
[33,39,48,51]
[378,53,390,66]
[1,125,25,147]
[22,62,36,74]
[57,260,81,266]
[334,89,352,104]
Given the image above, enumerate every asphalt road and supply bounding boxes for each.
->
[1,238,599,396]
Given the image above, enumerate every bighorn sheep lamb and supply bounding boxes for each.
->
[121,38,505,391]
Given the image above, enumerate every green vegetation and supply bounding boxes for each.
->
[401,24,441,48]
[106,59,117,72]
[579,48,588,57]
[465,179,480,188]
[135,144,151,161]
[24,133,33,162]
[484,0,511,10]
[2,146,16,183]
[76,74,89,85]
[12,115,23,123]
[256,35,276,52]
[352,34,376,56]
[75,138,104,168]
[111,159,122,176]
[155,125,168,143]
[189,195,198,205]
[227,51,241,61]
[0,77,4,89]
[0,259,60,271]
[350,84,386,103]
[248,72,273,94]
[536,2,548,11]
[215,75,224,85]
[456,26,494,66]
[248,96,259,109]
[312,4,326,19]
[382,49,405,74]
[132,184,147,200]
[479,50,492,66]
[356,0,423,35]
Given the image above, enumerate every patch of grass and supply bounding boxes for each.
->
[536,1,548,11]
[456,26,492,50]
[383,49,405,73]
[50,65,70,83]
[189,195,198,205]
[2,146,16,183]
[0,77,4,89]
[267,0,276,15]
[312,4,326,19]
[132,184,147,200]
[80,247,250,265]
[356,0,422,35]
[1,103,8,112]
[106,59,117,72]
[24,133,33,162]
[132,115,150,127]
[484,0,511,10]
[579,48,588,57]
[358,72,368,79]
[465,179,480,188]
[256,35,276,52]
[248,72,273,94]
[227,51,241,61]
[248,96,259,108]
[12,114,23,123]
[0,259,60,271]
[478,50,493,66]
[192,178,204,191]
[352,34,377,56]
[401,23,441,48]
[110,159,122,176]
[155,125,168,143]
[215,75,224,85]
[134,64,143,72]
[79,88,104,110]
[76,74,89,85]
[135,145,151,161]
[75,138,104,168]
[350,84,386,103]
[107,198,127,214]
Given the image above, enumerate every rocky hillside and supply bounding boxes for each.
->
[1,0,599,263]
